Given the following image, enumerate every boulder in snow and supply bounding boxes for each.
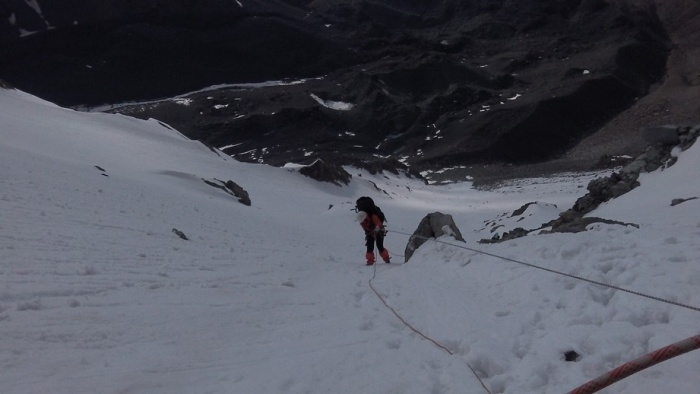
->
[172,228,188,240]
[404,212,464,263]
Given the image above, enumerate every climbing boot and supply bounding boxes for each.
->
[366,252,376,266]
[379,249,391,264]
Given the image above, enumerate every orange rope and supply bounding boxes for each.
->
[568,334,700,393]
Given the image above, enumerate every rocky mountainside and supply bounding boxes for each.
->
[1,0,697,175]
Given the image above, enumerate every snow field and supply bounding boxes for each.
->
[1,88,699,393]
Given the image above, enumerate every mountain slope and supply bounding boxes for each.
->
[1,87,699,393]
[0,0,675,170]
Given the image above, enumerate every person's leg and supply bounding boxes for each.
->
[365,234,376,264]
[376,234,390,263]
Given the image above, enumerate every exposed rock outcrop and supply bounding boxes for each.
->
[224,180,252,206]
[298,159,351,186]
[544,126,698,233]
[566,125,699,217]
[202,178,251,206]
[481,125,699,242]
[670,197,698,207]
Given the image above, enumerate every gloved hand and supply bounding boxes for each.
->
[374,226,387,236]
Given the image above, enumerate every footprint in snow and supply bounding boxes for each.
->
[359,320,374,331]
[352,290,365,306]
[385,338,401,350]
[494,310,510,317]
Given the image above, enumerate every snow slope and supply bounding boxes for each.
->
[0,88,699,393]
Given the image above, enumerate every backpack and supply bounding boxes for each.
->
[356,196,386,223]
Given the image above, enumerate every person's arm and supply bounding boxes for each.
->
[360,216,371,232]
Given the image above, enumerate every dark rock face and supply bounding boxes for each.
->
[298,159,352,186]
[202,178,252,206]
[0,0,671,170]
[224,180,252,206]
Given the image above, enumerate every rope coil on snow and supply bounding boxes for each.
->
[389,230,700,313]
[568,334,700,394]
[368,263,492,394]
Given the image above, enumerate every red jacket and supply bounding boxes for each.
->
[360,212,384,234]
